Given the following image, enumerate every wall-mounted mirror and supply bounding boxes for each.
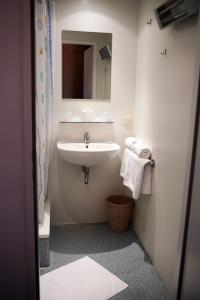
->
[62,31,112,100]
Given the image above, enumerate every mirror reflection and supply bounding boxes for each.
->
[62,31,112,100]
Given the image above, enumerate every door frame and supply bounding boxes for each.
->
[177,68,200,300]
[24,0,40,298]
[62,39,97,99]
[176,10,200,300]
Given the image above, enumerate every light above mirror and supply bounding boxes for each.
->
[62,30,112,100]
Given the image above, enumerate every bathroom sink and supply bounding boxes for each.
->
[57,142,120,166]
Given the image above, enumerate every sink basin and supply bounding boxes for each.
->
[57,142,120,166]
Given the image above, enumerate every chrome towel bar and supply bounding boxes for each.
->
[147,159,155,168]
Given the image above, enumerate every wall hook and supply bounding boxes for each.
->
[147,18,152,25]
[161,49,167,56]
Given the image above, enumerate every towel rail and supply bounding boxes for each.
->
[147,158,155,168]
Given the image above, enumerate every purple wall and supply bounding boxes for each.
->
[0,1,38,299]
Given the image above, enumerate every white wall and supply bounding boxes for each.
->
[49,0,139,224]
[133,0,198,296]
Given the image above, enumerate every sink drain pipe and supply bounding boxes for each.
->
[81,166,90,184]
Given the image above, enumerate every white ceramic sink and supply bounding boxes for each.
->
[57,142,120,166]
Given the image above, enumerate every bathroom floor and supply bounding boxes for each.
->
[40,224,170,300]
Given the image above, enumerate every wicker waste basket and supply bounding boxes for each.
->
[106,195,134,233]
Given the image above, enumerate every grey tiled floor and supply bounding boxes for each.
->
[40,224,170,300]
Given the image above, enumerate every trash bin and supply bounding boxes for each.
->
[106,195,134,233]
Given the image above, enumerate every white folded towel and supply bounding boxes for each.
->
[132,141,151,159]
[124,137,138,150]
[120,148,150,199]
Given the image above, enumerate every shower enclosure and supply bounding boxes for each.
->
[35,0,55,268]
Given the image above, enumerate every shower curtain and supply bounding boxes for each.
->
[35,0,55,224]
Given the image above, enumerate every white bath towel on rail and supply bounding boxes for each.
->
[120,148,149,199]
[124,137,138,150]
[131,141,151,159]
[141,165,152,195]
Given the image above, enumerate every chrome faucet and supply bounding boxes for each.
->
[84,131,90,147]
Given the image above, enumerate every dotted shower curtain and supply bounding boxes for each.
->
[35,0,55,224]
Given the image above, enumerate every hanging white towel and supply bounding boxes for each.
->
[132,141,151,159]
[120,148,150,199]
[141,165,152,195]
[124,137,138,150]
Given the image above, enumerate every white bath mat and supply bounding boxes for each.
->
[40,256,128,300]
